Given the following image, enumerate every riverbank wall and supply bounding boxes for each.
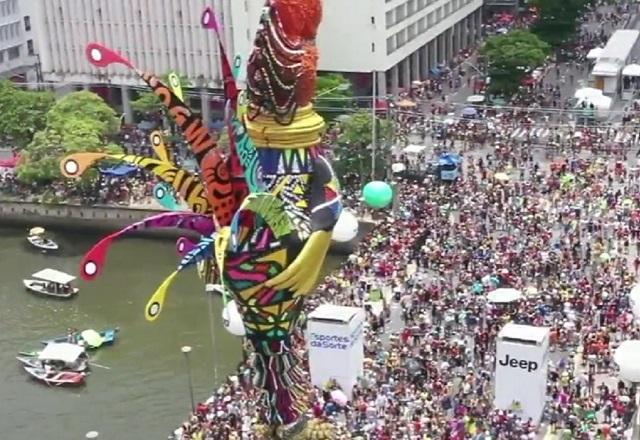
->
[0,199,371,252]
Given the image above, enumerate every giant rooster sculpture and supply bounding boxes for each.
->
[60,0,341,438]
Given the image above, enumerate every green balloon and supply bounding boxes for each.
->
[363,181,393,209]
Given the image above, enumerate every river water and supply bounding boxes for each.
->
[0,227,340,439]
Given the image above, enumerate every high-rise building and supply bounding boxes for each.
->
[27,0,483,120]
[317,0,483,95]
[0,0,38,81]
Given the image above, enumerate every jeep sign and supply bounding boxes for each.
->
[498,354,538,372]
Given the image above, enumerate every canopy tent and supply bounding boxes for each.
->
[99,164,139,177]
[576,93,612,111]
[487,288,522,303]
[403,144,427,154]
[623,63,640,77]
[438,152,462,166]
[574,87,605,99]
[38,342,85,363]
[614,340,640,382]
[592,61,621,77]
[461,107,478,117]
[466,94,485,104]
[31,268,76,285]
[586,47,604,60]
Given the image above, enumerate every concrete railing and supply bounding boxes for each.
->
[0,199,371,252]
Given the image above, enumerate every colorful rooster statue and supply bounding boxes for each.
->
[60,0,340,438]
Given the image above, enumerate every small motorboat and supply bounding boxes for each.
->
[41,328,119,349]
[23,366,86,387]
[27,227,59,251]
[23,268,78,299]
[16,342,89,372]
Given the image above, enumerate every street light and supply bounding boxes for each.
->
[181,345,196,413]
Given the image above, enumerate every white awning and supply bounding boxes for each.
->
[593,61,621,77]
[574,87,604,99]
[403,144,427,154]
[38,342,85,363]
[586,47,604,60]
[31,268,76,284]
[623,63,640,77]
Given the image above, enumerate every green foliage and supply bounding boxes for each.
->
[0,80,55,148]
[532,0,590,47]
[335,110,393,180]
[17,91,121,184]
[481,30,550,96]
[131,73,193,117]
[315,73,354,120]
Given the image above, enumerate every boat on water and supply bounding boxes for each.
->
[26,227,59,251]
[16,342,89,372]
[41,328,119,349]
[23,366,86,387]
[23,268,78,299]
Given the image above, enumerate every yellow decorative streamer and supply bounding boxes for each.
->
[149,131,170,163]
[168,72,184,102]
[145,270,179,321]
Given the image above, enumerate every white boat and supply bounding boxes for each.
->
[23,268,79,299]
[27,227,59,251]
[17,342,89,372]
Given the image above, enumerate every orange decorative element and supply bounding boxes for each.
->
[275,0,322,41]
[296,45,318,106]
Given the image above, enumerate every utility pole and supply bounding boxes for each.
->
[371,70,377,180]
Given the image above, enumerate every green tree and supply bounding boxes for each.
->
[131,73,193,117]
[314,73,354,119]
[336,110,393,181]
[481,30,550,96]
[17,91,121,184]
[532,0,589,48]
[0,80,55,148]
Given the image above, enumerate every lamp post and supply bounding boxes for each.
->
[181,345,196,413]
[371,70,377,180]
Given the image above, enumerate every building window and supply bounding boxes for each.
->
[8,46,19,60]
[24,16,31,32]
[371,42,375,52]
[27,39,33,55]
[371,16,375,25]
[0,50,4,63]
[58,6,63,18]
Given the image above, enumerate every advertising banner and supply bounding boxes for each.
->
[494,323,550,422]
[307,304,365,398]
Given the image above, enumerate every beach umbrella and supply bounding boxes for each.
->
[614,340,640,382]
[363,181,393,209]
[487,288,522,303]
[332,209,359,242]
[494,172,510,182]
[222,300,246,336]
[330,389,348,406]
[462,107,477,117]
[80,329,105,348]
[29,227,45,236]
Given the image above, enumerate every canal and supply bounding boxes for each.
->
[0,226,341,439]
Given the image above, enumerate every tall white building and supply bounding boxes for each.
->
[0,0,37,80]
[27,0,482,120]
[317,0,483,95]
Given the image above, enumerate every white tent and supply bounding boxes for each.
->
[574,87,604,100]
[586,47,604,60]
[39,342,85,363]
[623,63,640,77]
[402,144,427,155]
[487,288,522,304]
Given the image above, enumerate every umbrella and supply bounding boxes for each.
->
[560,174,575,186]
[462,107,477,117]
[494,172,510,182]
[623,63,640,77]
[599,252,610,262]
[80,329,105,348]
[466,95,485,104]
[330,389,348,406]
[487,288,522,303]
[29,227,45,236]
[391,162,406,173]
